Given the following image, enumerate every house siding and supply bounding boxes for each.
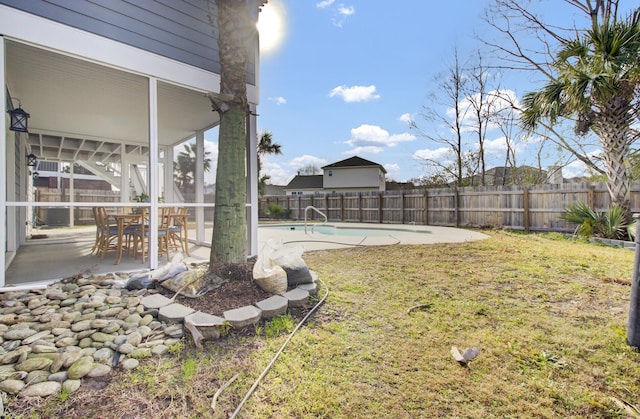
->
[323,167,385,191]
[0,0,256,84]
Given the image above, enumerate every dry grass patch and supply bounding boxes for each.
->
[10,230,640,418]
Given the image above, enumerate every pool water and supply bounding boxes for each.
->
[260,224,417,237]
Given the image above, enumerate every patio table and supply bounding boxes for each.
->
[112,213,142,265]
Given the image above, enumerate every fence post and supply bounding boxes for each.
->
[359,193,363,222]
[454,187,460,227]
[424,189,428,225]
[523,187,530,232]
[401,191,405,224]
[297,195,301,220]
[588,185,595,209]
[324,194,329,220]
[340,194,344,221]
[378,192,384,224]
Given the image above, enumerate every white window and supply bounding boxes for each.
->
[328,170,333,176]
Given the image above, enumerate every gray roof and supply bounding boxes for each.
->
[322,156,387,173]
[285,175,323,189]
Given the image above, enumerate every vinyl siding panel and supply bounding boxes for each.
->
[0,0,257,84]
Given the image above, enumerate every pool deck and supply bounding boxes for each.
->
[4,223,489,288]
[259,222,489,251]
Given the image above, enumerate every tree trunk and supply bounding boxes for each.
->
[595,100,633,215]
[209,0,253,270]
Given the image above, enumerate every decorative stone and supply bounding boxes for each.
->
[117,343,134,354]
[223,305,262,329]
[26,370,50,385]
[151,345,169,356]
[16,358,53,373]
[122,358,139,370]
[67,356,94,380]
[62,379,82,394]
[141,294,173,310]
[91,332,115,343]
[281,288,310,307]
[19,381,61,398]
[4,328,37,341]
[70,320,92,332]
[158,304,194,324]
[297,282,318,296]
[92,348,115,363]
[255,295,288,318]
[163,325,184,338]
[0,379,25,394]
[48,371,68,383]
[86,364,111,377]
[125,331,143,347]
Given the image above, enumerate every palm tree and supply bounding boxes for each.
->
[173,143,211,192]
[257,130,282,195]
[521,11,640,214]
[208,0,254,270]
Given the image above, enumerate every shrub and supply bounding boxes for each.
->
[559,202,631,240]
[265,204,290,219]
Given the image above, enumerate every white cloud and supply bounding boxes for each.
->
[269,96,287,105]
[562,160,588,179]
[316,2,355,27]
[398,113,414,125]
[316,0,335,8]
[384,163,401,177]
[262,159,292,185]
[288,155,328,170]
[413,147,453,162]
[482,136,525,156]
[337,5,355,16]
[345,124,416,149]
[344,146,385,155]
[329,85,380,103]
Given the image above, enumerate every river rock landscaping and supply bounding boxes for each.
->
[0,264,317,405]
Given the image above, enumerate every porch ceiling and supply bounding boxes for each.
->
[6,40,219,163]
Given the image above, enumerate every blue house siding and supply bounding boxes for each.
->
[0,0,256,84]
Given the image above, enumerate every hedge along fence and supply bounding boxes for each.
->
[259,181,640,233]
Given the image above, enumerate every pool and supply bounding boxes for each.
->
[259,224,428,237]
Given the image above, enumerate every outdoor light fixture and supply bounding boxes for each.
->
[26,153,37,167]
[7,106,30,132]
[32,171,39,181]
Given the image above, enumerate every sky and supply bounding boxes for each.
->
[199,0,625,186]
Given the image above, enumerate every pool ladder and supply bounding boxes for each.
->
[304,206,327,234]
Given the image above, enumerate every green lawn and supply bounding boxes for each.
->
[22,230,640,418]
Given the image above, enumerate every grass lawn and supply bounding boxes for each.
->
[22,230,640,418]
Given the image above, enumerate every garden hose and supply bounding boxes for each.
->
[230,278,329,418]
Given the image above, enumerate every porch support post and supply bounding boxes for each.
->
[164,146,174,203]
[69,162,75,228]
[246,105,258,257]
[195,129,205,244]
[0,37,6,286]
[148,77,159,268]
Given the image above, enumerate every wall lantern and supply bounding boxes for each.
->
[26,153,37,167]
[7,106,30,132]
[32,171,39,181]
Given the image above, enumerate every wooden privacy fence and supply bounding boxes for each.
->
[259,181,640,233]
[36,188,121,225]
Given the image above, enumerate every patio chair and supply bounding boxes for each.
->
[132,207,172,263]
[168,207,190,256]
[94,207,120,260]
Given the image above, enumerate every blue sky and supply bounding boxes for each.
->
[200,0,618,186]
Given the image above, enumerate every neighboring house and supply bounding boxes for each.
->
[1,1,264,286]
[322,156,386,194]
[283,156,386,195]
[284,175,323,196]
[263,184,286,196]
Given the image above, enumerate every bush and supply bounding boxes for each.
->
[559,202,631,240]
[265,204,290,219]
